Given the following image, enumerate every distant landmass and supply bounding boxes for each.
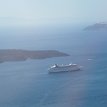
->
[0,49,69,63]
[84,23,107,31]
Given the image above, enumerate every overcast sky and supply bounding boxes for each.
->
[0,0,107,27]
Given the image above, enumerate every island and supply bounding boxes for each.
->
[0,49,69,63]
[84,22,107,31]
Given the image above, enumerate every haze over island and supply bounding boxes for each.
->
[0,49,69,63]
[84,22,107,31]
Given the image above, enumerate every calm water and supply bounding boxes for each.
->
[0,27,107,107]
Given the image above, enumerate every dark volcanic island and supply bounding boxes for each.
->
[0,49,69,63]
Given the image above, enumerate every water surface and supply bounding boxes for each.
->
[0,27,107,107]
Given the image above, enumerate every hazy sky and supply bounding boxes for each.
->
[0,0,107,27]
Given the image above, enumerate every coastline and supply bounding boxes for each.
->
[0,49,69,63]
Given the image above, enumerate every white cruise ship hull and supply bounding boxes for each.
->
[48,64,80,73]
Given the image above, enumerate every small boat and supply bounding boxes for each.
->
[48,63,81,73]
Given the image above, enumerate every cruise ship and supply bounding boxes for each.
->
[48,63,81,73]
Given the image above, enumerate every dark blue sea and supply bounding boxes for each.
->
[0,26,107,107]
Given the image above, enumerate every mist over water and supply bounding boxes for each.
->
[0,25,107,107]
